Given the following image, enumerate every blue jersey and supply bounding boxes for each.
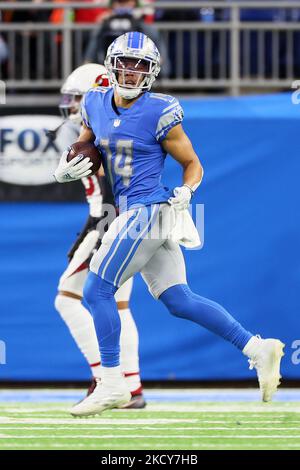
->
[81,87,184,212]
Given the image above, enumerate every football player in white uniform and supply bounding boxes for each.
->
[53,64,145,408]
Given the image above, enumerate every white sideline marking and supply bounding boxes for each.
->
[146,404,300,412]
[2,409,68,413]
[1,420,300,425]
[0,426,299,431]
[0,418,197,425]
[1,434,300,440]
[0,443,299,450]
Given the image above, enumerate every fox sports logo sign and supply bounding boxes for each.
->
[0,115,74,185]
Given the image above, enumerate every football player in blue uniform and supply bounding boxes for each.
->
[55,32,284,417]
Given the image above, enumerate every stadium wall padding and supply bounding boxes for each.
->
[1,93,300,381]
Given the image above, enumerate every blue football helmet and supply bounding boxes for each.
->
[104,31,161,100]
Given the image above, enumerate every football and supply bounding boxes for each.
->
[67,141,102,175]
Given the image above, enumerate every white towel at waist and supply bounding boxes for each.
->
[168,207,201,249]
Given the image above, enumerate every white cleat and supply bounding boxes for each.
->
[244,336,285,402]
[70,380,131,417]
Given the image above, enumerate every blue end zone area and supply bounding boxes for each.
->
[0,93,299,382]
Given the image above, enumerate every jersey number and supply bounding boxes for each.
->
[100,139,133,187]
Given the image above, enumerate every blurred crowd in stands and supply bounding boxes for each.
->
[2,0,300,25]
[1,0,300,81]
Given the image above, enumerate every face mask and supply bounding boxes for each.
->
[114,7,133,15]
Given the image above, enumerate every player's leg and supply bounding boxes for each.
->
[115,277,146,408]
[141,239,284,402]
[71,204,166,416]
[55,230,101,382]
[142,239,252,349]
[85,204,164,368]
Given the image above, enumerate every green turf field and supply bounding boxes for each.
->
[0,391,300,450]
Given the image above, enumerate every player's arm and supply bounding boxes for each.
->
[67,124,105,259]
[77,123,95,143]
[54,90,96,183]
[162,123,203,189]
[53,124,95,183]
[162,124,203,210]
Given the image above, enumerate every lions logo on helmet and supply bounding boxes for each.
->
[105,31,160,100]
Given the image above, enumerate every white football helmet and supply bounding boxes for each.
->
[60,63,109,124]
[104,31,160,100]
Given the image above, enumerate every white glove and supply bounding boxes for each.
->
[54,150,93,183]
[168,185,193,211]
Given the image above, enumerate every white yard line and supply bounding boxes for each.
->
[0,417,198,425]
[2,404,300,413]
[1,443,299,450]
[0,434,300,440]
[0,408,68,413]
[1,420,300,425]
[0,426,299,431]
[145,404,300,413]
[1,416,298,425]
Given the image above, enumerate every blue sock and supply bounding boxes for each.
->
[159,284,252,350]
[83,271,120,367]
